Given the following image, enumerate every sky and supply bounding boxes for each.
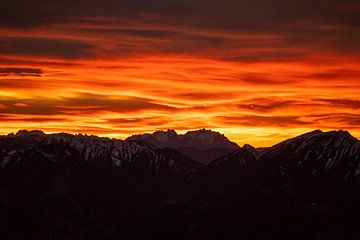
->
[0,0,359,146]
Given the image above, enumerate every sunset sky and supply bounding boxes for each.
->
[0,0,359,146]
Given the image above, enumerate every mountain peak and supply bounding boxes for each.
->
[128,129,238,149]
[127,129,240,164]
[15,130,45,136]
[292,129,323,139]
[167,129,177,134]
[153,129,177,135]
[313,130,357,143]
[184,128,221,136]
[243,143,256,150]
[258,129,360,180]
[330,129,354,138]
[150,129,179,143]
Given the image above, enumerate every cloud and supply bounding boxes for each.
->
[314,98,360,109]
[306,113,360,129]
[0,37,94,59]
[214,112,360,130]
[0,68,43,76]
[105,116,171,128]
[1,0,359,60]
[302,69,360,80]
[240,73,293,85]
[0,114,66,123]
[176,92,238,101]
[215,115,311,127]
[236,98,302,112]
[0,93,176,116]
[59,93,176,113]
[0,78,47,90]
[0,0,359,145]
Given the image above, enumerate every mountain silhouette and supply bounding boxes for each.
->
[0,129,359,239]
[127,129,239,164]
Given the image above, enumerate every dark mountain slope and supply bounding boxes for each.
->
[259,130,360,182]
[185,130,360,239]
[0,130,202,238]
[0,129,360,239]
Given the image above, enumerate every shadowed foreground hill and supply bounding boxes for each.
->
[0,129,360,239]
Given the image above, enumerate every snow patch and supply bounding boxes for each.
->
[325,158,334,171]
[354,163,360,176]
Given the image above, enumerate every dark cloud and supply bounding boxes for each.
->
[302,69,360,80]
[0,115,66,123]
[0,68,43,77]
[177,92,236,100]
[223,52,307,62]
[237,98,301,112]
[0,56,84,67]
[0,37,93,59]
[0,93,175,116]
[0,98,60,115]
[9,0,352,30]
[105,116,170,127]
[0,78,49,90]
[214,112,360,129]
[76,26,237,58]
[59,93,175,113]
[314,98,360,109]
[240,73,292,85]
[306,113,360,128]
[81,28,179,39]
[236,97,360,113]
[1,0,359,59]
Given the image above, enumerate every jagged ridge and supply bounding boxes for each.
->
[127,129,239,165]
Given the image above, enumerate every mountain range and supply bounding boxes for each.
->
[0,129,360,239]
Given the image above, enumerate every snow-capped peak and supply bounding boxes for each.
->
[0,132,197,176]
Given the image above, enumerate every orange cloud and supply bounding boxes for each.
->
[0,1,359,146]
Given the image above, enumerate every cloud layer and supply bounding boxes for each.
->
[0,0,359,146]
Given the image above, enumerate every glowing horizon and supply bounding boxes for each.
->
[0,127,358,148]
[0,1,359,147]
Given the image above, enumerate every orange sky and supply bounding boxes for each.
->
[0,1,359,146]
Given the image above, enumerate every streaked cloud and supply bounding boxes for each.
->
[0,0,359,146]
[0,68,43,76]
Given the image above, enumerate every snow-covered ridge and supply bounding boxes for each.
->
[259,130,360,180]
[1,129,359,181]
[0,130,189,174]
[203,130,360,182]
[262,130,359,157]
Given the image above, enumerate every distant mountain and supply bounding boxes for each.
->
[127,129,239,165]
[1,129,360,239]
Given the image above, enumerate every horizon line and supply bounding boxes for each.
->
[1,128,358,148]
